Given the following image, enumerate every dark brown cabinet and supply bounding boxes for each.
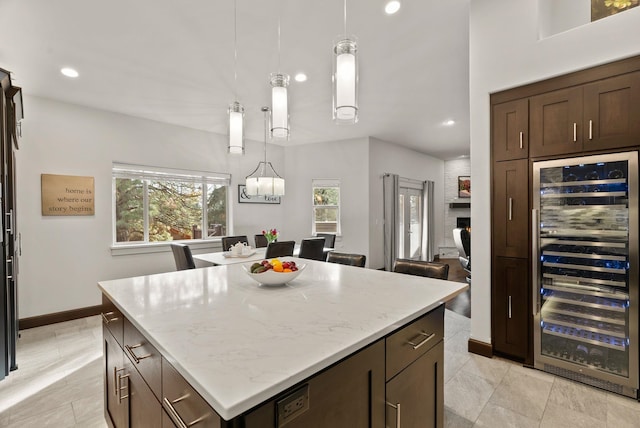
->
[492,257,529,360]
[492,98,529,161]
[530,72,640,158]
[386,341,444,428]
[492,159,529,258]
[126,356,162,428]
[530,87,583,157]
[104,325,129,428]
[583,71,640,152]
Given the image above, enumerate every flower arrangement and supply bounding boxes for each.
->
[263,228,278,244]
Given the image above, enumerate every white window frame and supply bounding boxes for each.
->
[312,178,341,236]
[111,162,231,252]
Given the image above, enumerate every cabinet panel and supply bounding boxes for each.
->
[104,326,129,428]
[102,294,124,347]
[386,305,444,381]
[386,341,444,428]
[492,257,529,360]
[492,98,529,161]
[583,72,640,152]
[244,340,385,428]
[493,159,529,258]
[124,318,162,400]
[125,357,162,428]
[530,87,583,157]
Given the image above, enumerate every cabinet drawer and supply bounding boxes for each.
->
[386,305,444,381]
[124,318,162,401]
[162,358,222,428]
[102,294,124,346]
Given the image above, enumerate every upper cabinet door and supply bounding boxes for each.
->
[530,87,583,157]
[493,98,529,161]
[583,71,640,152]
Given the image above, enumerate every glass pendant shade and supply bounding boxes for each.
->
[245,107,285,197]
[228,101,245,154]
[270,73,290,139]
[333,37,358,124]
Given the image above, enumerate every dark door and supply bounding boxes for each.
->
[0,71,7,380]
[583,71,640,152]
[493,159,529,258]
[530,87,583,157]
[385,341,444,428]
[125,357,161,427]
[492,257,529,360]
[492,98,529,161]
[104,327,129,427]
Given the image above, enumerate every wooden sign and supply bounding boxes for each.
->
[41,174,95,216]
[238,184,280,204]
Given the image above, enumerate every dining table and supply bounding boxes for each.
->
[193,245,335,266]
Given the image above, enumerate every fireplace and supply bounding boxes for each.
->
[457,217,471,229]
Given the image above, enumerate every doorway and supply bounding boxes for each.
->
[398,187,422,259]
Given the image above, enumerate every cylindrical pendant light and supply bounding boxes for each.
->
[333,37,358,124]
[270,72,290,139]
[333,0,358,124]
[228,0,245,154]
[228,101,244,154]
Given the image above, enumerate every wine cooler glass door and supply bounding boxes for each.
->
[533,151,638,395]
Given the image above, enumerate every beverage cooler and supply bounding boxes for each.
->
[533,151,639,398]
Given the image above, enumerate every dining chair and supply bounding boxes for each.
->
[326,252,366,268]
[265,241,296,259]
[392,258,449,280]
[453,228,471,283]
[298,238,326,261]
[254,234,269,248]
[221,235,249,251]
[170,243,196,270]
[316,233,336,249]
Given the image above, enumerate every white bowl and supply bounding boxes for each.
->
[243,262,306,286]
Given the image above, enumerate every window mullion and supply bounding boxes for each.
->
[202,181,208,240]
[143,180,149,242]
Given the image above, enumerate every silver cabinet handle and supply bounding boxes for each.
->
[163,396,207,428]
[114,367,126,397]
[532,209,540,316]
[573,123,577,142]
[101,311,119,325]
[117,372,130,403]
[508,296,512,319]
[589,119,593,140]
[519,131,523,149]
[6,256,12,280]
[386,402,401,428]
[5,210,12,234]
[407,332,435,350]
[125,343,152,364]
[508,198,513,221]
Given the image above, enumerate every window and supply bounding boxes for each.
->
[312,179,340,235]
[113,163,230,244]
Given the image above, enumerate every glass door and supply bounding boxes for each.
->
[398,187,422,260]
[533,151,638,395]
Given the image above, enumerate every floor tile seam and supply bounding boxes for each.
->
[486,366,548,424]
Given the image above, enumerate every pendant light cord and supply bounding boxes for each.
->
[277,0,282,72]
[343,0,347,36]
[263,107,269,173]
[233,0,238,100]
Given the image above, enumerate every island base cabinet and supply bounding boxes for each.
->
[104,325,129,428]
[126,357,162,427]
[386,341,444,428]
[243,340,386,428]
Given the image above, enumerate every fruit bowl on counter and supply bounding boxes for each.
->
[243,258,306,286]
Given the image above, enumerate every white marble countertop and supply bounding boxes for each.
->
[98,258,467,421]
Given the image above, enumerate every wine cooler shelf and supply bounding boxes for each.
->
[543,273,626,289]
[541,301,626,326]
[541,312,626,338]
[542,323,627,351]
[541,335,629,377]
[542,290,628,312]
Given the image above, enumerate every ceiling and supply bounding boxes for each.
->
[0,0,470,160]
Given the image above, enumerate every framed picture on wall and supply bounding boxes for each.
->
[458,176,471,198]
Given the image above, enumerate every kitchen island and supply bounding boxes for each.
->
[99,258,467,427]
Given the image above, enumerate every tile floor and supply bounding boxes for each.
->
[1,312,640,427]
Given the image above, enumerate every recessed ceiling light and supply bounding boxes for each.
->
[444,119,455,126]
[385,1,401,15]
[294,73,307,82]
[60,67,79,78]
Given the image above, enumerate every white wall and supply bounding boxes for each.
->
[283,137,370,259]
[443,158,471,251]
[368,138,445,269]
[469,2,640,344]
[17,96,285,318]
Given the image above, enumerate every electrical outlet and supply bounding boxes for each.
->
[276,384,309,427]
